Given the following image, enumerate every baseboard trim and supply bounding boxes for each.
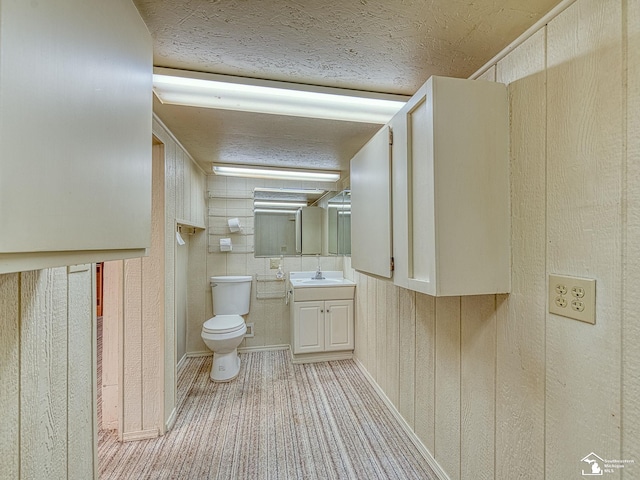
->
[165,407,178,433]
[177,353,187,370]
[290,350,353,364]
[186,351,213,358]
[353,357,451,480]
[238,344,290,353]
[122,428,160,443]
[186,345,290,357]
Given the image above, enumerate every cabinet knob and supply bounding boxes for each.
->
[321,309,324,313]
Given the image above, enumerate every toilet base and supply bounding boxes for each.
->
[210,349,241,382]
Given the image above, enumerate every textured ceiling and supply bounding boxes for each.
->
[135,0,562,174]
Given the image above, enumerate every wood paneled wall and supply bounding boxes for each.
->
[101,118,207,441]
[152,117,207,429]
[624,0,640,472]
[0,266,96,479]
[347,0,639,478]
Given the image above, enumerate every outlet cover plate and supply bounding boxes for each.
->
[244,322,254,338]
[269,258,280,269]
[549,274,596,324]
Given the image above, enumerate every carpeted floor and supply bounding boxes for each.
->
[99,351,437,480]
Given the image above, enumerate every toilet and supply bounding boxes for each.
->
[201,275,252,382]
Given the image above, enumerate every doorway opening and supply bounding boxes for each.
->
[98,135,167,448]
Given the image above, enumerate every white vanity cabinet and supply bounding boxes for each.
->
[288,271,355,363]
[391,76,510,296]
[292,300,354,354]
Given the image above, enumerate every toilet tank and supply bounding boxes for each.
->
[210,275,252,315]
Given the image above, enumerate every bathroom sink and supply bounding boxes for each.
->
[299,278,344,285]
[288,271,356,301]
[289,273,355,288]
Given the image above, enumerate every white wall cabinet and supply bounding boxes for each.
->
[0,0,152,274]
[391,76,510,296]
[291,299,354,357]
[350,126,393,278]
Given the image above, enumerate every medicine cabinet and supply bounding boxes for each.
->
[253,188,327,257]
[295,206,323,255]
[327,190,351,256]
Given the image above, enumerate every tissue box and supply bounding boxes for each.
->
[219,238,232,252]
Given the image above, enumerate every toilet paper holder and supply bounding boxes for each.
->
[227,217,242,232]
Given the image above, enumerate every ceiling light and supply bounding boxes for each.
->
[253,209,299,214]
[213,164,340,182]
[253,200,308,208]
[253,187,326,195]
[153,67,407,124]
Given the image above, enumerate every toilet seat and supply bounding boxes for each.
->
[203,314,245,334]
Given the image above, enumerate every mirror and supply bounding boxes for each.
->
[254,210,297,256]
[327,190,351,256]
[253,187,326,257]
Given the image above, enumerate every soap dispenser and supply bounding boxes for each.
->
[275,255,285,280]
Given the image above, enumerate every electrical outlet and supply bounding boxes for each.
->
[549,274,596,324]
[269,258,280,269]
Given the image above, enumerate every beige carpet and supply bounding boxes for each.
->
[99,351,437,479]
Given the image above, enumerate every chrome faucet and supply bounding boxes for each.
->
[313,255,324,280]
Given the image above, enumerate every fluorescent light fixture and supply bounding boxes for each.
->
[254,208,299,214]
[213,164,340,182]
[254,187,325,195]
[253,200,308,208]
[153,67,407,124]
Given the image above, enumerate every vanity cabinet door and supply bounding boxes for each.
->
[293,301,324,354]
[324,300,354,351]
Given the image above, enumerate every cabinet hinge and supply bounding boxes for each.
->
[389,128,393,146]
[390,257,395,272]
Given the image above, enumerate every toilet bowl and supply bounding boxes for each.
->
[201,275,252,382]
[201,314,247,382]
